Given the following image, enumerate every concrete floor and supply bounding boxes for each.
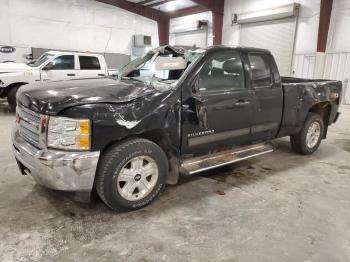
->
[1,100,350,262]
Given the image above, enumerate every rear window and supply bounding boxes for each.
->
[248,53,272,88]
[79,56,101,70]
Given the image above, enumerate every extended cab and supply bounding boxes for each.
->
[12,46,342,211]
[0,51,108,111]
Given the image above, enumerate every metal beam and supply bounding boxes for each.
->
[191,0,224,14]
[317,0,333,52]
[157,18,170,46]
[212,11,223,45]
[138,0,156,5]
[168,5,209,18]
[97,0,167,19]
[96,0,169,45]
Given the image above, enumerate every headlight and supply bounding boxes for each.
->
[47,116,91,150]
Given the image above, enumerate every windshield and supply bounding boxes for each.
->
[28,53,54,67]
[119,46,205,88]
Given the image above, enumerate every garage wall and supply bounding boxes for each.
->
[0,0,159,60]
[324,0,350,104]
[223,0,320,52]
[222,0,321,77]
[169,12,213,48]
[240,17,297,76]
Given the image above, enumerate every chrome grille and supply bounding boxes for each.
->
[17,106,42,148]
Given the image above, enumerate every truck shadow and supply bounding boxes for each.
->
[0,99,11,114]
[33,138,330,218]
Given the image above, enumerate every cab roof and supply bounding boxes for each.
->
[159,45,271,56]
[46,50,104,57]
[205,45,271,54]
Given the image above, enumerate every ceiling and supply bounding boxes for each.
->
[127,0,198,12]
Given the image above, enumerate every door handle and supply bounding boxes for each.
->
[235,100,250,107]
[98,73,105,77]
[67,73,75,76]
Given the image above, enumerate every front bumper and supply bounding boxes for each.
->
[12,124,100,192]
[334,112,341,123]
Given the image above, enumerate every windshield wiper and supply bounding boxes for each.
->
[120,76,144,83]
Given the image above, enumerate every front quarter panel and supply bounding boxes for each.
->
[1,70,40,86]
[60,90,182,155]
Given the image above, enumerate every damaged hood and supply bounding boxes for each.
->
[17,77,158,114]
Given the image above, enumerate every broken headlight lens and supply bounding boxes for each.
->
[47,116,90,150]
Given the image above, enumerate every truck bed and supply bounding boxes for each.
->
[282,76,334,84]
[277,76,342,138]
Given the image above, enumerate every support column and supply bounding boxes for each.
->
[157,17,170,46]
[212,12,223,45]
[314,0,333,78]
[317,0,333,52]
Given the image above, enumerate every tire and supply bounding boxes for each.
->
[290,112,324,155]
[95,138,169,211]
[7,86,19,112]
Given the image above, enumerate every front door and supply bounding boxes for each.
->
[41,55,77,81]
[181,50,255,156]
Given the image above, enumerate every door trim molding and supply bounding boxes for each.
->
[188,122,279,147]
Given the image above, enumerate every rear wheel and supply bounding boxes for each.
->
[290,113,324,155]
[95,138,168,211]
[7,86,19,112]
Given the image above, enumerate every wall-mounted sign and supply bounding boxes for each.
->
[0,46,16,53]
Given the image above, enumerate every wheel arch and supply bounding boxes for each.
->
[3,82,28,97]
[97,129,181,187]
[308,101,332,139]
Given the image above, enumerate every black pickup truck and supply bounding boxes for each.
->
[12,45,342,211]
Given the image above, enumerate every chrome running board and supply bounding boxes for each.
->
[181,143,274,175]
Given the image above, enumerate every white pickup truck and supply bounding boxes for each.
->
[0,51,109,111]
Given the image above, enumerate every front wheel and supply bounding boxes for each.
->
[95,138,168,211]
[290,113,324,155]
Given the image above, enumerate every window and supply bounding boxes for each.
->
[29,53,53,67]
[198,52,244,93]
[79,56,101,70]
[51,55,75,70]
[248,53,272,88]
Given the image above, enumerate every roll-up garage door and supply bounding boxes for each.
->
[174,29,207,48]
[240,17,297,76]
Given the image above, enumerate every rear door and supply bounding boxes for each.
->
[247,52,283,141]
[41,55,77,81]
[181,50,255,155]
[77,55,106,78]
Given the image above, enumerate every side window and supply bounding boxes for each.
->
[51,55,75,70]
[79,56,101,70]
[248,53,272,88]
[198,52,244,93]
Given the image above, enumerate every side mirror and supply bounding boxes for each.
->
[43,62,54,71]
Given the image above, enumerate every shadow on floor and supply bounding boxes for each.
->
[0,100,11,114]
[18,139,330,218]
